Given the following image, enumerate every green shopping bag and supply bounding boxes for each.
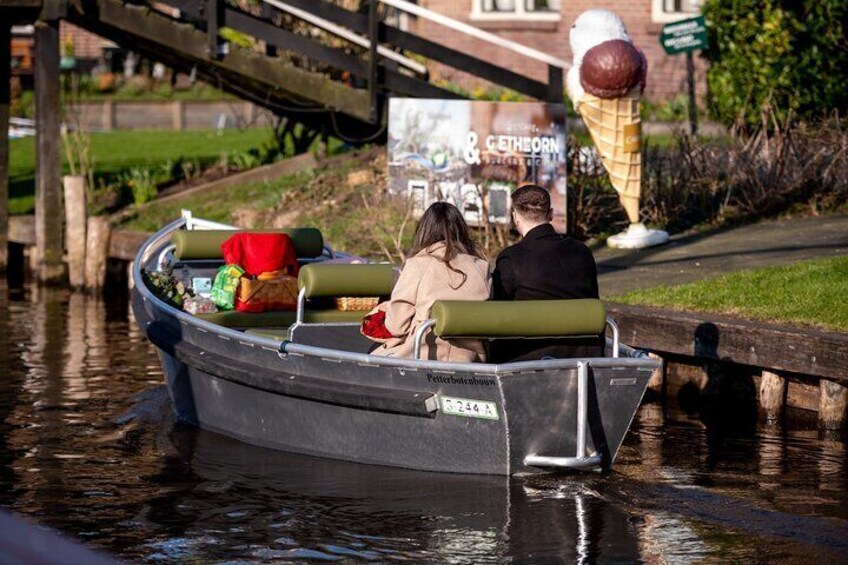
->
[210,264,244,311]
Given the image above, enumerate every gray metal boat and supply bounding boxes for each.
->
[132,214,658,475]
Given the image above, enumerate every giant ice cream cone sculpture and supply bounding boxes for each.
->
[567,10,668,248]
[577,93,642,223]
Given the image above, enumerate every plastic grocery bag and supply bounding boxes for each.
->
[183,296,218,315]
[210,264,244,311]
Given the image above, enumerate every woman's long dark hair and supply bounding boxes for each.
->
[408,202,483,288]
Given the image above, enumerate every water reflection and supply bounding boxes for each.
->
[139,426,644,564]
[1,282,847,563]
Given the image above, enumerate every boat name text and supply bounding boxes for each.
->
[426,374,496,387]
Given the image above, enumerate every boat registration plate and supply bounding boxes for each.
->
[440,396,499,420]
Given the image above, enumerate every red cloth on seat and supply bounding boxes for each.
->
[361,310,394,339]
[221,233,299,277]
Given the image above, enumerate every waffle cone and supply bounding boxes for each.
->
[577,94,642,221]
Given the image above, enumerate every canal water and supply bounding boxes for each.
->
[1,282,847,563]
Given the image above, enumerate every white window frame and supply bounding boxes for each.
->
[651,0,703,24]
[470,1,561,23]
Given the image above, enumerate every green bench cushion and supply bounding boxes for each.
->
[298,263,397,298]
[198,309,366,328]
[430,299,607,338]
[172,228,324,260]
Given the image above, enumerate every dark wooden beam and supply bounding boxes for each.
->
[547,65,563,103]
[1,0,45,7]
[607,303,848,382]
[382,71,463,100]
[381,26,546,100]
[34,18,65,283]
[38,0,67,20]
[78,0,374,123]
[281,0,366,35]
[224,7,367,76]
[205,0,220,60]
[275,0,549,100]
[0,24,10,274]
[367,0,380,122]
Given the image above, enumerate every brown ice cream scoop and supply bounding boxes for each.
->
[580,39,645,99]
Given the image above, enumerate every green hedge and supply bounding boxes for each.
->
[702,0,848,127]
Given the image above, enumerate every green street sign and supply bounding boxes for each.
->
[659,16,708,55]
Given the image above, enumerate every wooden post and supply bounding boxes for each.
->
[34,19,65,284]
[172,100,184,130]
[686,51,698,137]
[63,175,87,289]
[819,379,848,430]
[0,24,10,274]
[102,100,114,131]
[647,352,665,394]
[758,370,786,422]
[367,0,380,123]
[84,216,111,293]
[547,64,564,104]
[127,260,135,291]
[207,0,221,60]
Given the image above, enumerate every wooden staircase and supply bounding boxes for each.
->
[63,0,567,141]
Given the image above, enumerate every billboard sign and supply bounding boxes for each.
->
[387,98,567,231]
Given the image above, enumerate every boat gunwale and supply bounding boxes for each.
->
[133,220,661,377]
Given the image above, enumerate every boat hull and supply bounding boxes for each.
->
[131,220,658,475]
[135,292,654,475]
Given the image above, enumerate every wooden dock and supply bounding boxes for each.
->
[609,304,848,429]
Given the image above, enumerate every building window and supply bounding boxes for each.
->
[471,0,562,22]
[652,0,702,23]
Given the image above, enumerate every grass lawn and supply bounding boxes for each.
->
[117,171,313,233]
[612,256,848,332]
[9,128,275,214]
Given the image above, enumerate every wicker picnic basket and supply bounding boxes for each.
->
[334,297,380,311]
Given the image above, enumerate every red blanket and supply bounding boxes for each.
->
[221,232,299,277]
[361,310,394,340]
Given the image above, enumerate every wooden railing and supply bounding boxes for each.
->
[156,0,566,123]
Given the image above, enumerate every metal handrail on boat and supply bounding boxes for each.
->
[295,287,308,325]
[524,361,603,470]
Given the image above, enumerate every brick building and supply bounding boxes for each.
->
[60,21,116,60]
[409,0,705,101]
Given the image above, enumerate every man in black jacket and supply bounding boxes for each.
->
[490,184,604,362]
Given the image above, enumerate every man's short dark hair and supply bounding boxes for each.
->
[512,184,552,223]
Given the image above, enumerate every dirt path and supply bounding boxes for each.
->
[594,212,848,297]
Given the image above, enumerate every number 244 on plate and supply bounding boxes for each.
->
[440,396,500,420]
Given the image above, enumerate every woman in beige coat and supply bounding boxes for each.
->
[367,202,491,362]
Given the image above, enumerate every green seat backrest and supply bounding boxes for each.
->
[172,228,324,260]
[430,299,607,338]
[298,263,398,298]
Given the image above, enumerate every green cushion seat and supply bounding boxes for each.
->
[172,228,324,260]
[298,263,398,298]
[430,299,607,338]
[198,309,366,328]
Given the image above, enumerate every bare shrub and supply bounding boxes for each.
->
[360,189,415,263]
[568,112,848,240]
